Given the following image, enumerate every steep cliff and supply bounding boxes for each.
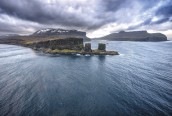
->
[29,38,84,50]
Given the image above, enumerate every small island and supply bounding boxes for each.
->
[95,31,167,41]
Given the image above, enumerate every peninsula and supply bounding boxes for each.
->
[0,29,119,55]
[25,38,119,55]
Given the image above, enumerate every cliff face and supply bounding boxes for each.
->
[96,31,167,41]
[27,38,84,50]
[32,28,90,41]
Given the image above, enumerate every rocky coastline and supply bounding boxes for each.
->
[0,37,119,56]
[29,39,119,55]
[34,48,119,55]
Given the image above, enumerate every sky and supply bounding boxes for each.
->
[0,0,172,38]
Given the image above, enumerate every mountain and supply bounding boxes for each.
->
[96,31,167,41]
[32,28,90,41]
[0,28,91,45]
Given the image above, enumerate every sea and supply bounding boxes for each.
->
[0,40,172,116]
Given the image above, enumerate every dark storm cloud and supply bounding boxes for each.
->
[129,19,152,30]
[138,0,160,9]
[127,17,171,31]
[0,1,71,24]
[153,18,170,24]
[156,3,172,17]
[0,0,171,36]
[143,17,170,26]
[0,0,138,31]
[103,0,127,11]
[0,0,119,30]
[127,0,172,31]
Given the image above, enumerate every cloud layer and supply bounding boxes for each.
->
[0,0,171,38]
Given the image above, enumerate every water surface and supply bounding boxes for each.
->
[0,41,172,116]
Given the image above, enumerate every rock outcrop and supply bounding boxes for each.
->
[96,31,167,41]
[98,43,106,51]
[44,42,119,55]
[84,43,92,52]
[27,38,84,50]
[0,34,119,55]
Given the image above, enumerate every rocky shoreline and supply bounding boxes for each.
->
[34,48,119,55]
[25,38,119,56]
[0,37,119,56]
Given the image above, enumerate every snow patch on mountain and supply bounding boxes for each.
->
[34,29,71,35]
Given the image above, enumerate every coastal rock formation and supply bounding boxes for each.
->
[27,38,118,55]
[0,28,119,55]
[0,35,119,55]
[96,31,167,41]
[98,43,106,51]
[44,42,119,55]
[29,38,84,50]
[84,43,92,52]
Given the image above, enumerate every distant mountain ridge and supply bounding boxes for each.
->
[96,31,167,41]
[32,28,90,41]
[0,28,90,41]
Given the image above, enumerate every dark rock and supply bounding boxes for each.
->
[98,43,106,51]
[84,43,92,52]
[45,49,119,55]
[31,38,83,50]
